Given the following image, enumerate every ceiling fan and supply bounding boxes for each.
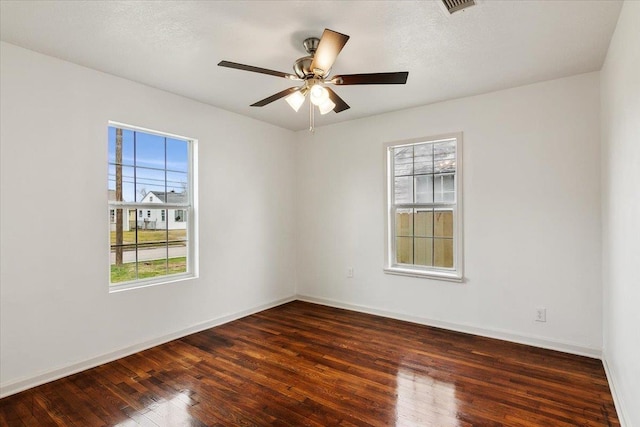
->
[218,29,409,129]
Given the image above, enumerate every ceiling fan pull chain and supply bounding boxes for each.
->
[309,98,315,133]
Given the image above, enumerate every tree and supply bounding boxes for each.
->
[138,187,147,200]
[115,128,123,265]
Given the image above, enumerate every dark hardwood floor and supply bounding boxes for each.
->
[0,301,619,426]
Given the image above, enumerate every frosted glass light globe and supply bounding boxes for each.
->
[309,85,329,106]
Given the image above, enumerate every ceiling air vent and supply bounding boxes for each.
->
[442,0,476,14]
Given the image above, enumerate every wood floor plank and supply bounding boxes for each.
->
[0,301,619,426]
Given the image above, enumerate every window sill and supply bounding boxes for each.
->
[109,273,196,293]
[384,267,464,282]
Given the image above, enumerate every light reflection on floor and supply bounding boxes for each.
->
[395,366,459,426]
[114,390,196,426]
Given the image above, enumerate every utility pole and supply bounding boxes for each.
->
[115,128,123,265]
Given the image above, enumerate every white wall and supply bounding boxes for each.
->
[0,42,297,395]
[601,1,640,425]
[296,72,603,356]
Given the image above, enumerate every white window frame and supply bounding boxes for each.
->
[383,133,464,281]
[108,121,198,293]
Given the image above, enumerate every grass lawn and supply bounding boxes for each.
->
[110,229,186,246]
[110,257,187,283]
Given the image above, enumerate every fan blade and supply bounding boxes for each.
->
[251,87,300,107]
[309,29,350,76]
[218,60,300,80]
[332,72,409,85]
[326,88,350,113]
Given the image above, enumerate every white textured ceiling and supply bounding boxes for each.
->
[0,1,622,131]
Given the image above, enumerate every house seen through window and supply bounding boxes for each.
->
[108,123,195,290]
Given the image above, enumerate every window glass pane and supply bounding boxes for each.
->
[433,238,454,268]
[138,258,167,279]
[414,237,433,266]
[442,174,455,203]
[415,175,433,203]
[110,259,137,283]
[394,176,413,204]
[121,166,136,203]
[434,211,454,238]
[168,256,187,276]
[414,143,433,174]
[136,133,166,170]
[108,165,135,203]
[396,237,413,264]
[434,140,456,174]
[414,210,433,237]
[110,208,137,283]
[169,226,188,276]
[395,209,413,237]
[168,228,188,245]
[393,146,413,176]
[167,138,189,173]
[134,239,187,279]
[433,174,455,203]
[137,208,163,230]
[109,209,136,243]
[166,171,188,197]
[136,227,168,279]
[136,167,166,202]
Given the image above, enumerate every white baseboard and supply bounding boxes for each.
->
[602,353,630,427]
[0,295,296,399]
[297,294,602,359]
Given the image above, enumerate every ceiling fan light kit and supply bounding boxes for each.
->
[285,89,307,112]
[218,28,409,131]
[309,85,329,105]
[318,99,336,115]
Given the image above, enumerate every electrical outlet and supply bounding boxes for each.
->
[347,267,354,278]
[535,308,547,322]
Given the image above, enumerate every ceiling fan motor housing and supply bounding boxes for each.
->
[293,56,315,79]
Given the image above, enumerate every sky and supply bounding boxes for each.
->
[108,127,189,203]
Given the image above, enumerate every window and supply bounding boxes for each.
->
[110,209,115,223]
[384,134,463,281]
[175,209,185,222]
[108,122,197,291]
